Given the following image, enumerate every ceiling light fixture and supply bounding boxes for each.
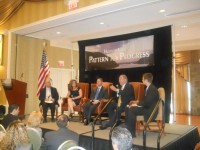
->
[159,9,166,13]
[181,25,188,28]
[56,31,61,34]
[100,22,104,25]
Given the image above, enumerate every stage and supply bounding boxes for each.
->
[40,119,199,150]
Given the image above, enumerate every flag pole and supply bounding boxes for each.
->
[43,40,47,51]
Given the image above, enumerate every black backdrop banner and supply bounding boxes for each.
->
[78,26,172,123]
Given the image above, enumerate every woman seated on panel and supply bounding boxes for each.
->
[27,111,43,138]
[66,79,83,118]
[0,120,32,150]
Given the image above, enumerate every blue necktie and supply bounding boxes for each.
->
[94,87,100,99]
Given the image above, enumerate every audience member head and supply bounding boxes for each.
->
[96,77,103,87]
[119,74,128,86]
[27,111,43,128]
[0,120,30,150]
[111,127,133,150]
[8,104,19,116]
[56,114,70,128]
[45,78,52,88]
[142,73,153,86]
[69,79,78,91]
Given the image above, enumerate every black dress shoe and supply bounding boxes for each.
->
[51,118,55,122]
[84,119,89,125]
[99,124,109,130]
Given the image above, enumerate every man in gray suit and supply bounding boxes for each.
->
[40,114,79,150]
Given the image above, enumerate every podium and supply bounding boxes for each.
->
[2,79,27,116]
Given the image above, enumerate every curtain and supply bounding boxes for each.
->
[172,52,191,114]
[0,0,48,26]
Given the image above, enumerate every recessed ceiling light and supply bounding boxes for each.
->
[159,9,166,13]
[100,22,104,25]
[56,31,61,34]
[181,25,188,28]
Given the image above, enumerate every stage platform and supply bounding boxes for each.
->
[40,120,199,150]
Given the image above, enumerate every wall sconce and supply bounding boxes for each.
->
[0,34,3,65]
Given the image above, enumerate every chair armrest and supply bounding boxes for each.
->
[61,98,68,106]
[129,100,138,105]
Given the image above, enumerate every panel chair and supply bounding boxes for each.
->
[136,87,165,135]
[90,82,113,124]
[57,140,77,150]
[68,146,86,150]
[27,128,42,150]
[61,83,89,121]
[0,124,6,132]
[121,82,145,120]
[39,102,59,119]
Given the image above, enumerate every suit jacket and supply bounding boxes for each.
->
[137,84,159,121]
[1,114,19,129]
[40,127,79,150]
[90,86,108,101]
[39,87,59,103]
[118,83,135,111]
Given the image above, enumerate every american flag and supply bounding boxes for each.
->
[37,50,50,96]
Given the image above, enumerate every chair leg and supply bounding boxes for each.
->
[136,121,140,135]
[55,106,58,118]
[40,105,43,114]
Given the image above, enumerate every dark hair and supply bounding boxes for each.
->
[96,77,103,82]
[143,73,153,83]
[8,104,19,114]
[68,79,78,91]
[120,74,128,82]
[111,127,132,150]
[56,114,70,128]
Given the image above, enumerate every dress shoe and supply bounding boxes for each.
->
[51,118,55,122]
[84,119,89,125]
[99,124,109,130]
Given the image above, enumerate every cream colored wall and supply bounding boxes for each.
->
[0,0,103,113]
[10,35,78,114]
[0,0,105,30]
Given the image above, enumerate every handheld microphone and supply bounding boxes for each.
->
[116,84,119,98]
[116,84,119,88]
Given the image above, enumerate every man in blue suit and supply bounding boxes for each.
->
[39,78,59,122]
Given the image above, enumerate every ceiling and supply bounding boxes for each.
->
[13,0,200,51]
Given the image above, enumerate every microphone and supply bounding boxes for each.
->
[116,84,119,98]
[116,84,119,88]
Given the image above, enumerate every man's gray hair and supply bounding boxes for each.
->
[111,127,133,150]
[56,114,70,128]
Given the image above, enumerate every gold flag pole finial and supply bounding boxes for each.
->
[43,40,47,51]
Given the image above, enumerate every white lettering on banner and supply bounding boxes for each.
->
[119,51,150,60]
[89,56,109,63]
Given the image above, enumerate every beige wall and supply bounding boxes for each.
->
[10,35,78,114]
[0,0,104,113]
[190,50,200,115]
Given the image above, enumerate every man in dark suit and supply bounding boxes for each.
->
[40,114,79,150]
[1,104,19,129]
[39,78,59,122]
[125,73,159,137]
[100,74,135,129]
[82,77,108,125]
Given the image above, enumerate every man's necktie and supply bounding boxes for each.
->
[94,87,100,99]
